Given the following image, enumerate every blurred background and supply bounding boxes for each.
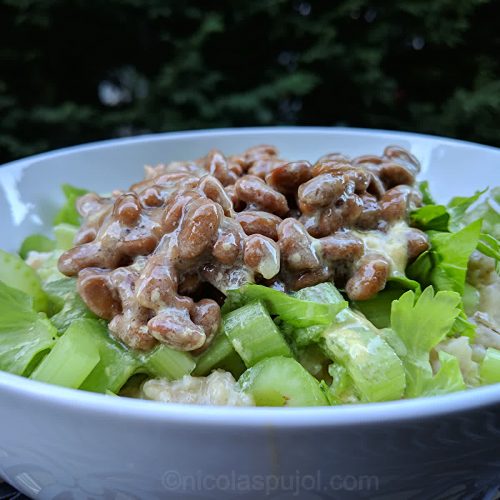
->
[1,0,499,164]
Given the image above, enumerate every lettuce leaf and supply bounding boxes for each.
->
[43,278,97,333]
[389,287,462,398]
[53,184,88,226]
[0,281,57,376]
[426,220,482,295]
[19,234,56,259]
[0,249,49,312]
[411,187,500,272]
[223,283,347,328]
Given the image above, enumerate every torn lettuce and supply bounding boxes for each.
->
[0,249,49,312]
[44,278,97,333]
[53,184,88,226]
[0,281,57,376]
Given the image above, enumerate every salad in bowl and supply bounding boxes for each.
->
[1,142,499,407]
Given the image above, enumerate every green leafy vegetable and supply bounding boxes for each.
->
[419,181,436,205]
[0,281,57,376]
[224,283,346,328]
[54,223,78,250]
[44,278,96,333]
[389,287,462,398]
[0,249,49,312]
[19,234,56,259]
[53,184,88,226]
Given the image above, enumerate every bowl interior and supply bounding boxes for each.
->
[1,127,500,252]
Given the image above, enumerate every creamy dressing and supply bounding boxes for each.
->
[351,221,410,277]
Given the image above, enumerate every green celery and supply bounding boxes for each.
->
[389,287,462,398]
[140,345,195,380]
[31,319,100,388]
[480,348,500,385]
[192,332,244,377]
[223,301,292,367]
[78,319,141,393]
[239,356,329,406]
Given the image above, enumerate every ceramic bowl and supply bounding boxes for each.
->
[0,128,499,499]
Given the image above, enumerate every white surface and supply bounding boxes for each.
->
[1,127,499,499]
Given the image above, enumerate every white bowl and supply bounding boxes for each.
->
[0,127,499,499]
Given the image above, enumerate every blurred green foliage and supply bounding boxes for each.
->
[1,0,499,162]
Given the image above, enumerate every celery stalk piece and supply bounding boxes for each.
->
[239,356,329,406]
[54,223,78,250]
[223,301,292,367]
[78,319,141,393]
[322,320,406,403]
[192,332,245,377]
[0,249,48,312]
[140,345,195,380]
[0,281,57,376]
[291,282,405,402]
[31,319,100,388]
[480,348,500,385]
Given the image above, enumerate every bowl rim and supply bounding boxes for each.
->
[1,126,499,427]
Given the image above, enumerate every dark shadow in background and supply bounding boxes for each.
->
[1,0,499,163]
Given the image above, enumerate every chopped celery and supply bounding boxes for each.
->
[53,184,88,226]
[239,356,329,406]
[223,301,292,367]
[224,283,346,327]
[0,281,57,376]
[480,348,500,385]
[0,249,48,312]
[192,332,244,377]
[140,345,195,380]
[284,281,405,401]
[328,363,359,404]
[19,234,56,259]
[78,319,141,394]
[31,319,100,388]
[54,223,78,250]
[322,319,405,402]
